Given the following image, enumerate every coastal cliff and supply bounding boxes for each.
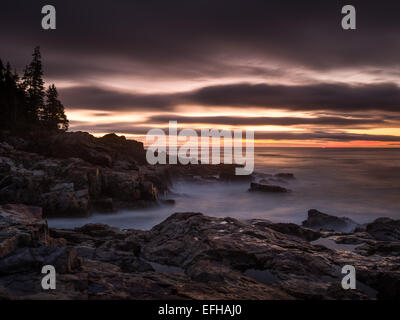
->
[0,131,245,217]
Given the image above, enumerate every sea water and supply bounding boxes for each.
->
[48,148,400,230]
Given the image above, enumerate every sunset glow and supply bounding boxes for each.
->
[3,1,399,148]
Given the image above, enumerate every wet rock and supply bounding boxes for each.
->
[265,223,321,241]
[141,212,398,300]
[1,205,399,300]
[75,223,126,240]
[366,217,400,241]
[248,182,290,193]
[219,165,252,182]
[302,209,359,232]
[167,163,253,182]
[275,173,295,180]
[40,189,89,217]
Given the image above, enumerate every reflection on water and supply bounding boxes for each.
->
[48,148,400,230]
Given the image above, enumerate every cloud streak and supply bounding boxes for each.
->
[147,115,386,127]
[2,0,400,146]
[1,0,400,80]
[61,82,400,113]
[69,121,400,142]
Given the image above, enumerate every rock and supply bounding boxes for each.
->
[101,170,142,201]
[366,217,400,241]
[50,183,74,193]
[1,204,399,300]
[0,137,166,216]
[302,209,359,232]
[75,223,126,240]
[141,181,158,201]
[275,173,295,180]
[264,222,321,241]
[219,165,252,182]
[28,131,146,167]
[248,182,290,193]
[0,206,293,299]
[0,142,13,152]
[0,203,43,221]
[267,177,288,185]
[356,241,400,257]
[98,133,146,165]
[1,131,272,218]
[141,212,398,300]
[332,233,373,245]
[40,189,89,217]
[0,204,48,259]
[0,246,81,275]
[91,198,115,212]
[167,163,253,182]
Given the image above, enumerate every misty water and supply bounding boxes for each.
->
[47,148,400,230]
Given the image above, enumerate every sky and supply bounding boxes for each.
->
[1,0,400,147]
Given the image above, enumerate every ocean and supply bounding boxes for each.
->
[47,148,400,230]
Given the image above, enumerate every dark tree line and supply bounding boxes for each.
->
[0,47,68,133]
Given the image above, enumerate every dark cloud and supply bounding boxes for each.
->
[1,0,400,81]
[61,82,400,113]
[186,82,400,112]
[60,86,177,111]
[90,112,114,117]
[147,115,386,127]
[3,0,400,144]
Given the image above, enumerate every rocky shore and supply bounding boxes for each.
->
[0,204,399,300]
[0,131,243,217]
[0,131,399,300]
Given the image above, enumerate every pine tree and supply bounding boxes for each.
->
[0,59,5,128]
[0,47,69,134]
[22,46,45,124]
[2,62,21,128]
[0,59,4,83]
[43,84,69,131]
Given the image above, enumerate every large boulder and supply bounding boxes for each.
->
[302,209,359,232]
